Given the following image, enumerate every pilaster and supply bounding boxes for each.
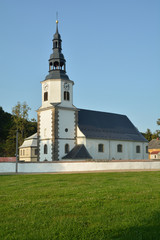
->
[37,112,41,161]
[74,110,78,145]
[51,108,59,161]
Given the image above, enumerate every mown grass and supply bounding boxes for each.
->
[0,172,160,240]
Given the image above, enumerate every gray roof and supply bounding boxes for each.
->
[78,109,147,142]
[62,144,92,159]
[45,70,69,80]
[19,133,37,148]
[148,139,160,149]
[50,52,65,60]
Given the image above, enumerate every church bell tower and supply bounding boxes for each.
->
[37,20,77,161]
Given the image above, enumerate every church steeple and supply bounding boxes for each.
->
[53,20,62,53]
[45,20,69,80]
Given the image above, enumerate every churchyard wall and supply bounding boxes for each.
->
[1,160,160,174]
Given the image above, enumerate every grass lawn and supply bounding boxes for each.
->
[0,172,160,240]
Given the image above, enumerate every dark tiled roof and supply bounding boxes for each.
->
[45,70,69,80]
[78,109,147,142]
[148,139,160,149]
[62,144,92,159]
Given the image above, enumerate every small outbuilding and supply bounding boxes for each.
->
[148,138,160,160]
[19,133,38,162]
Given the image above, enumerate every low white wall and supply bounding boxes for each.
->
[0,162,16,173]
[0,161,160,173]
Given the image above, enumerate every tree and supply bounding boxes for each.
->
[12,102,31,146]
[3,102,37,157]
[152,130,160,139]
[143,128,160,142]
[156,118,160,138]
[143,129,153,141]
[0,104,37,157]
[0,107,13,156]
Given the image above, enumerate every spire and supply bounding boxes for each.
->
[56,19,59,33]
[45,20,69,80]
[56,12,59,33]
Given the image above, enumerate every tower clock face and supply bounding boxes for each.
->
[64,83,70,91]
[44,84,48,91]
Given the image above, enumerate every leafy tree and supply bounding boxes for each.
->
[0,107,13,156]
[152,130,160,139]
[0,103,37,157]
[5,128,17,156]
[157,118,160,126]
[143,129,153,141]
[143,128,160,141]
[12,101,31,145]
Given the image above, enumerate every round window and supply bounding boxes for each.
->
[65,128,68,132]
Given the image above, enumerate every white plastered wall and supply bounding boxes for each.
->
[49,80,61,103]
[60,80,73,108]
[150,153,160,160]
[39,109,52,161]
[41,79,61,108]
[77,130,148,160]
[41,79,74,109]
[58,109,75,139]
[58,108,76,159]
[58,140,75,160]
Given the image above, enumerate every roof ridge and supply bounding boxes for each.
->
[79,108,126,117]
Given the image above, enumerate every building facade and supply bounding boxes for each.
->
[19,21,148,162]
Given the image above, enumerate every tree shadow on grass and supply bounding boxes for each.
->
[112,211,160,240]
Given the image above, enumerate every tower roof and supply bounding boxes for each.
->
[45,20,69,80]
[53,20,61,40]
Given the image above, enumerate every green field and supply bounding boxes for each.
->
[0,172,160,240]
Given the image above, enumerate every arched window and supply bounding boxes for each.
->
[60,62,64,70]
[44,92,48,101]
[136,145,140,153]
[117,144,123,153]
[54,61,59,69]
[65,144,69,154]
[49,62,53,70]
[98,144,104,152]
[44,144,47,154]
[67,92,70,100]
[64,91,70,101]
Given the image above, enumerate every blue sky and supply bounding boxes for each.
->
[0,0,159,133]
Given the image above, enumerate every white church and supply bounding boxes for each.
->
[19,21,148,162]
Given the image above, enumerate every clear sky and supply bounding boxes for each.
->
[0,0,159,133]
